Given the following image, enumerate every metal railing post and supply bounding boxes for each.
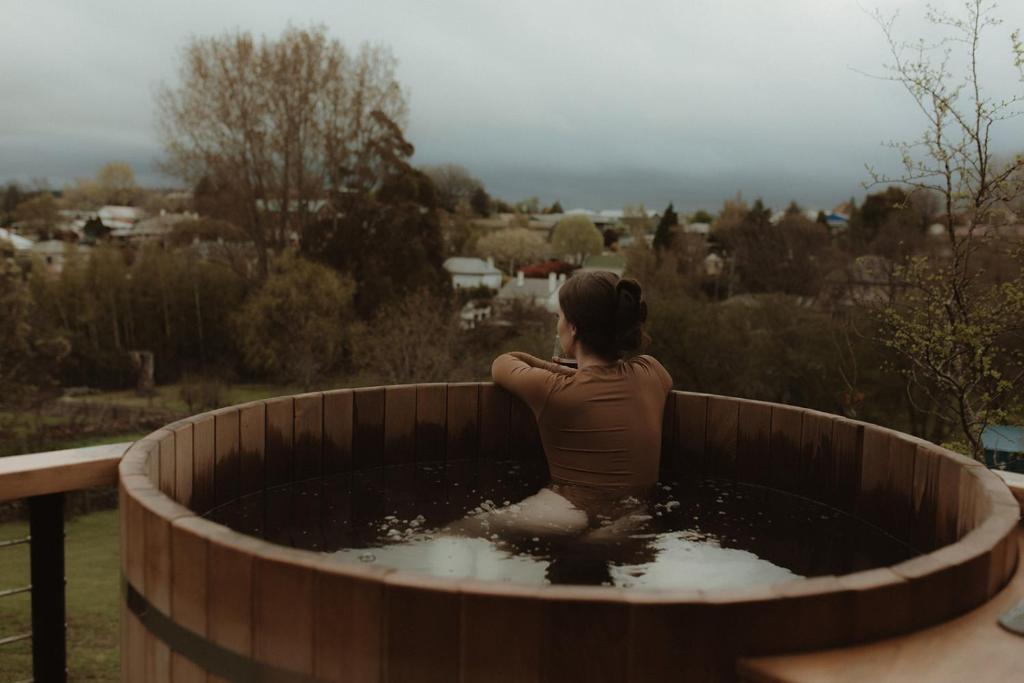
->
[28,492,66,683]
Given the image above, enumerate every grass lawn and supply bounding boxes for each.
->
[76,382,305,415]
[0,509,121,681]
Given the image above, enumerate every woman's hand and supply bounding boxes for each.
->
[507,351,576,376]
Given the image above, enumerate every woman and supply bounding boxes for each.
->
[467,271,673,538]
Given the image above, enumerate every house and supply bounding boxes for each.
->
[98,205,143,231]
[495,271,564,312]
[983,425,1024,473]
[442,257,503,290]
[0,227,34,252]
[110,212,192,242]
[684,222,711,235]
[578,253,627,277]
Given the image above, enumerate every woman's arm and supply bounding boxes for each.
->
[507,351,577,377]
[491,352,570,415]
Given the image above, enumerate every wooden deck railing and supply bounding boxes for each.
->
[0,441,132,683]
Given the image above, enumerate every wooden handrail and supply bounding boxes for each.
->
[0,442,132,502]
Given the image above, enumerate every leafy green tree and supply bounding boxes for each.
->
[548,200,564,214]
[862,0,1024,459]
[551,215,603,265]
[690,209,714,224]
[0,260,69,409]
[469,186,492,217]
[233,253,355,388]
[475,227,547,274]
[14,193,60,239]
[421,164,484,213]
[302,111,448,317]
[653,202,678,252]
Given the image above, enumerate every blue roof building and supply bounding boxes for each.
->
[982,425,1024,473]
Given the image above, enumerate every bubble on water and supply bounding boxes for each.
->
[358,553,376,562]
[532,537,540,542]
[664,500,680,511]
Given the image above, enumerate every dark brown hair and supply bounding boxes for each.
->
[558,271,649,360]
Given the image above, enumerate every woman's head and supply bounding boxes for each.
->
[557,271,648,361]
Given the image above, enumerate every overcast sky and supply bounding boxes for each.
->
[3,0,1024,211]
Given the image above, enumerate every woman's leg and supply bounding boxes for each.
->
[445,487,588,538]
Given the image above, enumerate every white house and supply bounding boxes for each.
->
[0,227,34,252]
[495,271,565,312]
[442,257,503,290]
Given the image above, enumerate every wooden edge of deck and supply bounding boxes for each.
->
[737,526,1024,683]
[0,441,133,501]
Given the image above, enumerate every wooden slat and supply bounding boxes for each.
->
[461,589,543,683]
[627,598,730,682]
[158,433,176,499]
[415,384,447,463]
[800,411,834,503]
[446,382,480,461]
[0,441,129,502]
[478,383,511,461]
[509,396,543,465]
[239,402,266,496]
[736,400,771,486]
[315,570,387,683]
[675,393,708,478]
[191,415,216,514]
[911,445,943,551]
[541,593,629,682]
[856,426,890,532]
[887,436,917,542]
[831,419,862,514]
[384,385,417,467]
[172,422,194,508]
[353,387,386,472]
[659,391,678,478]
[323,389,354,476]
[170,517,209,682]
[294,393,324,481]
[384,577,461,683]
[206,533,259,658]
[214,409,240,507]
[706,396,739,479]
[265,397,295,488]
[253,550,315,674]
[769,405,803,494]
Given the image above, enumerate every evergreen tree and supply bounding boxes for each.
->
[548,200,564,214]
[653,202,678,252]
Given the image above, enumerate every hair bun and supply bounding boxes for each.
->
[614,278,646,324]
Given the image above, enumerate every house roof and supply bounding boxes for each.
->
[443,257,502,276]
[0,228,34,251]
[982,425,1024,454]
[496,278,558,300]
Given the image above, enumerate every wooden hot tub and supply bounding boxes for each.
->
[119,384,1020,682]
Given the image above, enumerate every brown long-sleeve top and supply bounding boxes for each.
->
[491,352,673,509]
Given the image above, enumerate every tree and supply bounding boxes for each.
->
[2,182,24,224]
[862,0,1024,459]
[349,288,459,383]
[469,186,492,217]
[96,162,140,205]
[551,215,603,265]
[690,209,714,224]
[301,111,448,317]
[475,227,547,274]
[547,200,564,214]
[421,164,483,213]
[515,197,540,214]
[157,25,406,278]
[14,193,60,239]
[0,260,69,410]
[233,253,355,388]
[653,202,678,252]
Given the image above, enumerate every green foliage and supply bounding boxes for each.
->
[871,255,1024,458]
[302,111,448,317]
[653,202,678,252]
[547,200,564,214]
[0,260,69,409]
[469,186,492,217]
[178,374,225,412]
[475,227,546,274]
[551,215,603,265]
[233,253,355,388]
[690,209,714,224]
[13,192,59,239]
